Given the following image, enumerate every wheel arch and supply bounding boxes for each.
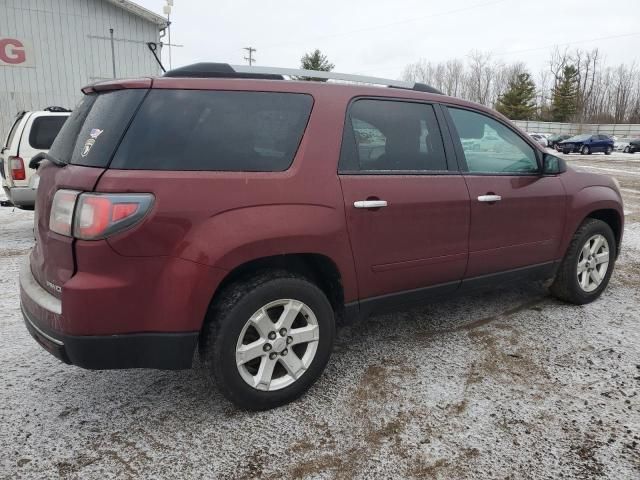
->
[561,186,624,260]
[206,253,348,327]
[585,208,623,256]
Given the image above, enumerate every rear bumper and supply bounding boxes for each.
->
[6,186,36,207]
[19,260,198,370]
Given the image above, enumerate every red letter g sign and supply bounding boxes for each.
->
[0,38,26,64]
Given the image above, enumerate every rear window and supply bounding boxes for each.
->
[110,90,313,171]
[28,116,68,149]
[49,89,147,167]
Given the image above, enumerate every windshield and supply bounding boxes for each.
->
[567,134,590,142]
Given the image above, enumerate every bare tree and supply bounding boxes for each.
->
[401,48,640,124]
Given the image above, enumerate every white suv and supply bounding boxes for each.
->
[1,107,70,208]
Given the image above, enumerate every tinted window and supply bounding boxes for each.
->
[448,108,538,174]
[111,90,313,171]
[49,90,147,167]
[28,116,68,149]
[340,99,447,172]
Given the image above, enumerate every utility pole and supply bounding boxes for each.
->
[243,47,256,66]
[109,28,116,78]
[163,0,174,69]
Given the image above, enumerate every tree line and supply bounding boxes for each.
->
[401,48,640,124]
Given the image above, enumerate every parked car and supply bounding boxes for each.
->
[557,134,614,155]
[547,134,571,149]
[616,137,640,153]
[20,64,624,410]
[1,107,71,208]
[528,133,549,148]
[627,139,640,153]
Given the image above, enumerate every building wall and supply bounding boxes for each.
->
[0,0,162,137]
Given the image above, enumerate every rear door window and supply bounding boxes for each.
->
[28,116,68,149]
[49,89,147,167]
[111,90,314,171]
[339,99,448,172]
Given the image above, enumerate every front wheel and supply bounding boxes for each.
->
[624,146,630,153]
[550,219,616,304]
[201,271,335,410]
[581,145,591,155]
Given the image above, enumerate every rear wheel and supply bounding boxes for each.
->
[624,146,630,153]
[201,271,335,410]
[605,146,613,155]
[550,219,616,304]
[581,145,591,155]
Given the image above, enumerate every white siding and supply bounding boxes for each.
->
[0,0,162,137]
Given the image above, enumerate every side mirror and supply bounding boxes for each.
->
[542,153,566,175]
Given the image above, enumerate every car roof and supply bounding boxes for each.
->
[87,75,505,122]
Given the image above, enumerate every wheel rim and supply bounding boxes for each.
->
[582,146,589,154]
[577,234,610,293]
[235,299,319,391]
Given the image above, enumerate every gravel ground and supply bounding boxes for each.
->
[1,153,639,479]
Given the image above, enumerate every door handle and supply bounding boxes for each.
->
[477,195,502,203]
[354,200,388,209]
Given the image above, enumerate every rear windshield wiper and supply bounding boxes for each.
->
[29,152,66,169]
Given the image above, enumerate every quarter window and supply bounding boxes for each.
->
[28,116,68,150]
[448,107,538,174]
[111,90,313,171]
[340,99,447,172]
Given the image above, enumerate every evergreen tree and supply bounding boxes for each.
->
[495,72,537,120]
[551,65,579,122]
[300,49,334,81]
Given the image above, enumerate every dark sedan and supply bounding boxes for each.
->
[557,134,614,155]
[548,134,571,149]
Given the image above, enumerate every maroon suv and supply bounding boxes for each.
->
[20,63,623,410]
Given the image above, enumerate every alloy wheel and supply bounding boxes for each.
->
[235,299,319,391]
[576,234,610,293]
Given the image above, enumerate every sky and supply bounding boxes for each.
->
[134,0,640,79]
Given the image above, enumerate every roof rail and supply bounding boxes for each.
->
[44,106,72,113]
[163,63,443,94]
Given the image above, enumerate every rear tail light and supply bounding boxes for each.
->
[49,191,153,240]
[74,193,153,240]
[9,156,25,180]
[49,190,80,236]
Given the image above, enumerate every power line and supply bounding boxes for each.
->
[352,31,640,77]
[493,31,640,56]
[261,0,508,50]
[243,47,256,66]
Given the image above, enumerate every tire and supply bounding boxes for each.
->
[605,146,613,155]
[581,145,591,155]
[624,146,630,153]
[550,218,616,305]
[201,270,335,410]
